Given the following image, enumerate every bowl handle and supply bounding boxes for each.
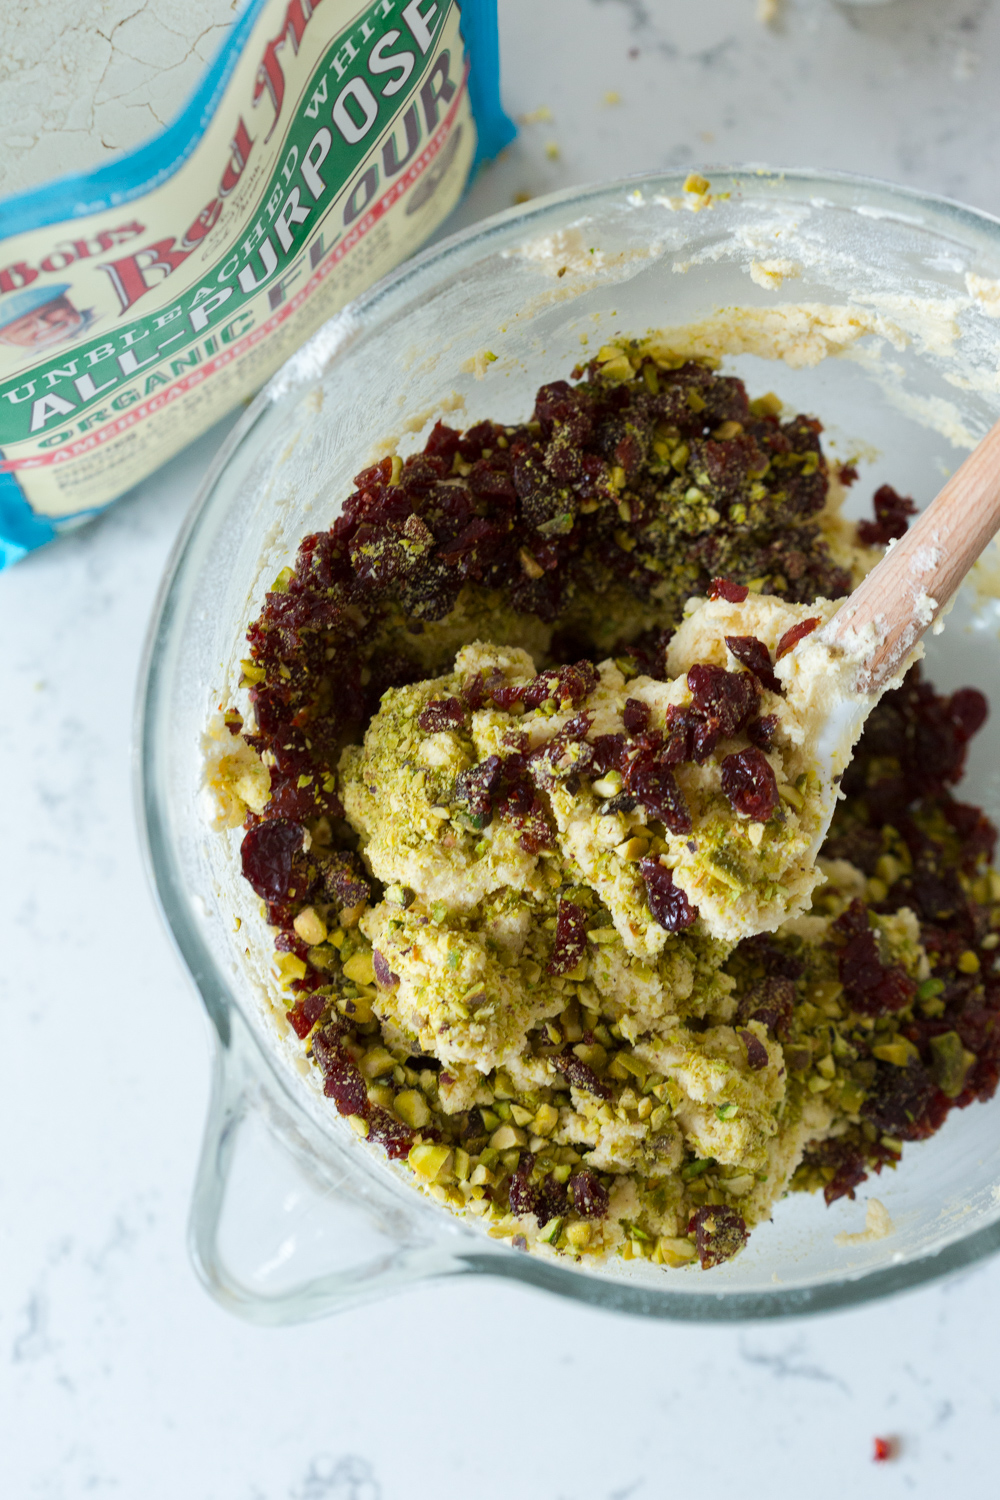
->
[188,1006,472,1322]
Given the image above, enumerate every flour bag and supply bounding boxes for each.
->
[0,0,513,565]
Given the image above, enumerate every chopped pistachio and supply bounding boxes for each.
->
[275,952,307,983]
[929,1031,976,1097]
[306,943,336,971]
[494,1070,516,1099]
[618,1053,650,1083]
[394,1089,431,1128]
[344,992,374,1024]
[723,1173,755,1197]
[360,1046,396,1079]
[617,836,650,863]
[655,1236,698,1267]
[871,1039,920,1068]
[573,1042,607,1071]
[601,356,633,384]
[838,1080,866,1114]
[408,1142,452,1181]
[592,770,623,798]
[342,951,375,985]
[709,847,747,890]
[240,659,266,685]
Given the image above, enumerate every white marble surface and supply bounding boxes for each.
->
[6,2,1000,1495]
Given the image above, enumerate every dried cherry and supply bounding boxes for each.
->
[775,616,820,661]
[623,697,651,735]
[286,992,326,1040]
[724,634,781,694]
[550,1051,612,1098]
[372,950,400,988]
[625,758,693,834]
[639,858,698,931]
[240,818,305,901]
[509,1153,540,1218]
[856,484,917,548]
[746,714,779,751]
[689,1205,747,1268]
[453,755,503,826]
[720,747,779,822]
[317,851,370,910]
[708,577,749,603]
[548,898,589,976]
[738,1027,769,1070]
[367,1108,414,1160]
[568,1168,609,1219]
[313,1035,369,1117]
[417,696,466,732]
[687,663,760,738]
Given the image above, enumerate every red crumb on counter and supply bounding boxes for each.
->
[873,1436,898,1463]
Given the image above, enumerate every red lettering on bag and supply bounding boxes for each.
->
[0,262,39,294]
[253,0,324,140]
[98,238,193,314]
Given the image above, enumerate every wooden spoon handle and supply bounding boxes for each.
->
[822,419,1000,693]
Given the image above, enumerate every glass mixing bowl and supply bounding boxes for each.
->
[139,168,1000,1323]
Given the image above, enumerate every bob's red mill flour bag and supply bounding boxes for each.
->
[0,0,513,565]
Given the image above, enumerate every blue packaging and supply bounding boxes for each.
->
[0,0,514,567]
